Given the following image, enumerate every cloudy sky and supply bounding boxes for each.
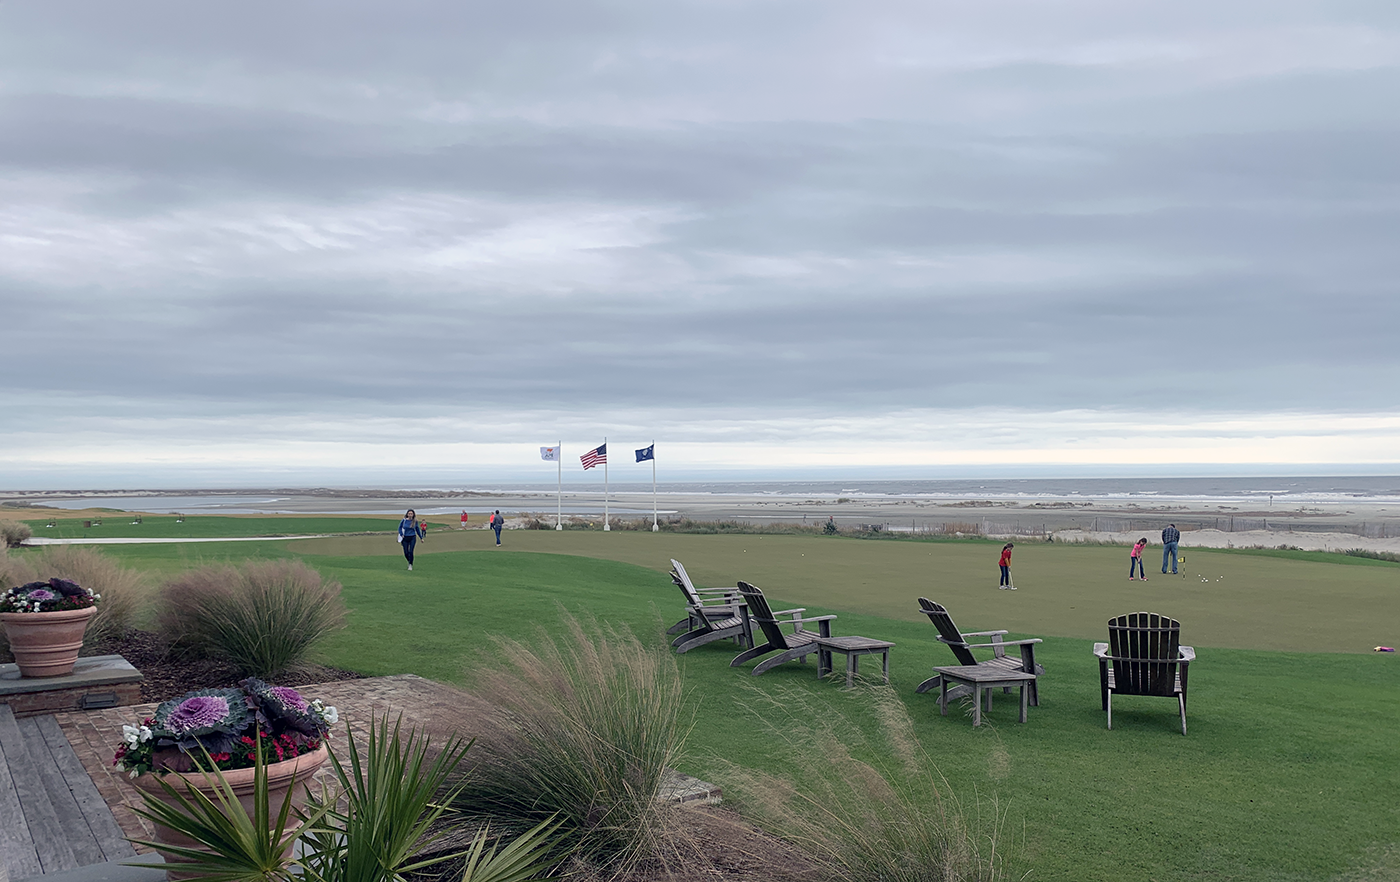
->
[3,1,1399,488]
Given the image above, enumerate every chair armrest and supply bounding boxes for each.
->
[772,608,806,618]
[694,586,742,594]
[963,630,1010,638]
[966,638,1041,649]
[794,615,837,624]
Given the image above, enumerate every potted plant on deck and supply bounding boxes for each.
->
[0,577,101,677]
[114,678,337,879]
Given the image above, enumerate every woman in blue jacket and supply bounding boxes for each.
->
[398,509,426,571]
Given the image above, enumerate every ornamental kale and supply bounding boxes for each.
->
[0,578,100,613]
[113,680,338,777]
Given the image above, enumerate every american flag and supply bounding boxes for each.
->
[580,443,607,470]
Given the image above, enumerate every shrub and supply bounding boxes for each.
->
[0,520,32,548]
[448,611,688,875]
[156,560,346,679]
[720,685,1015,882]
[0,546,148,659]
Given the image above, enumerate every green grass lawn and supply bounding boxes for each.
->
[19,526,1400,881]
[16,514,399,540]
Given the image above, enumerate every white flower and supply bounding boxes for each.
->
[320,704,339,725]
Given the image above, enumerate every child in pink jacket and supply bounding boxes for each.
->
[1129,537,1148,580]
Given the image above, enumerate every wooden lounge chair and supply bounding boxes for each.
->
[1094,611,1195,735]
[915,598,1044,706]
[729,581,835,675]
[668,561,753,654]
[666,559,745,632]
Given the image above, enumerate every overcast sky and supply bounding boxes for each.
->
[3,1,1399,488]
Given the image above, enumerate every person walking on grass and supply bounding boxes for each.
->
[1161,523,1181,574]
[1130,537,1148,581]
[998,542,1015,589]
[490,510,503,546]
[398,509,426,571]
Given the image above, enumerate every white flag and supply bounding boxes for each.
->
[540,446,559,461]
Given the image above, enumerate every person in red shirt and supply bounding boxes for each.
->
[998,543,1015,589]
[460,510,469,529]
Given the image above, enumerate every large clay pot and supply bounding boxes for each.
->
[0,606,96,677]
[130,745,328,881]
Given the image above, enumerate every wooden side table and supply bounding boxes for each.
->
[932,665,1038,726]
[816,636,894,687]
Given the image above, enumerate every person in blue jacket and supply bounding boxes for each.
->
[398,509,426,571]
[490,510,504,546]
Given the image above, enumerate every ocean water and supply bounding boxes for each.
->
[22,475,1400,515]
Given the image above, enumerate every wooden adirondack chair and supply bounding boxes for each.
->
[1093,611,1195,735]
[666,560,744,635]
[729,581,835,675]
[915,598,1044,706]
[668,561,753,654]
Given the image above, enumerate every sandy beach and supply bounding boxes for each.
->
[5,483,1400,553]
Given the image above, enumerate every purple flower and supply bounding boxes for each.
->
[24,588,57,602]
[267,686,309,713]
[165,695,232,734]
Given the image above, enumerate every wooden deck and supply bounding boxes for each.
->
[0,705,134,881]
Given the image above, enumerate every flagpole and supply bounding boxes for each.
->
[556,440,562,530]
[651,441,658,532]
[602,436,610,531]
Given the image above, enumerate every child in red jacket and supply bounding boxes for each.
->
[998,543,1015,589]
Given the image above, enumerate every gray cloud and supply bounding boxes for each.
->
[2,0,1399,483]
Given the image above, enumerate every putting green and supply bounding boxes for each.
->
[290,529,1400,653]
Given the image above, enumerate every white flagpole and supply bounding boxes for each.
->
[651,441,658,532]
[602,436,610,531]
[555,440,562,530]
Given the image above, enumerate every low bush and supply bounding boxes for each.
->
[1342,547,1400,563]
[0,546,148,658]
[0,520,32,548]
[720,685,1015,882]
[449,611,688,876]
[156,560,346,679]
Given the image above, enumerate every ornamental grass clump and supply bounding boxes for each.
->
[720,685,1015,882]
[114,678,338,777]
[0,519,32,548]
[157,560,346,680]
[448,611,689,876]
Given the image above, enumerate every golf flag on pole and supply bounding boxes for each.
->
[581,444,607,470]
[540,446,559,461]
[635,444,654,463]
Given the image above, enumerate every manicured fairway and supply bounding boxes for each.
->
[19,528,1400,881]
[18,514,396,541]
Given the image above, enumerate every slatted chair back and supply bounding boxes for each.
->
[1107,612,1182,697]
[918,598,979,666]
[670,560,704,605]
[737,581,793,651]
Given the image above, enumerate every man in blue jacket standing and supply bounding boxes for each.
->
[1161,523,1180,574]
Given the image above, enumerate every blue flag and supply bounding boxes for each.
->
[635,444,654,463]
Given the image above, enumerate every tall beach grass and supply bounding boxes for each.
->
[156,559,346,679]
[448,611,689,877]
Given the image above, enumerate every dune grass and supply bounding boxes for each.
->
[65,526,1400,881]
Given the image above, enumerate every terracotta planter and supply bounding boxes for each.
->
[0,606,96,677]
[130,745,328,881]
